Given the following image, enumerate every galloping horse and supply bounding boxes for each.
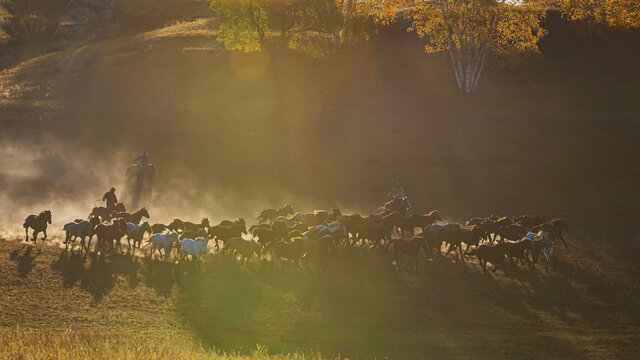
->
[89,202,126,221]
[23,210,52,243]
[257,204,295,223]
[114,207,150,224]
[126,221,152,249]
[381,197,410,216]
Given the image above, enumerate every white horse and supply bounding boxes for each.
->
[225,237,261,268]
[126,221,151,250]
[180,237,209,262]
[62,220,94,251]
[305,220,347,246]
[148,231,179,260]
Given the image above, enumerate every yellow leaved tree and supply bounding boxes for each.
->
[560,0,640,32]
[210,0,407,55]
[407,0,547,94]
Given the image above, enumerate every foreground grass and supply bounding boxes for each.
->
[1,236,639,359]
[0,329,327,360]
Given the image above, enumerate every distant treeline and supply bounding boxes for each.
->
[0,0,638,94]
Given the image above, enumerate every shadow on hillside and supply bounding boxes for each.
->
[10,244,41,276]
[175,246,612,359]
[51,247,186,303]
[52,249,142,305]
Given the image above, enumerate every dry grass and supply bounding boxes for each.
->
[1,235,639,359]
[0,328,327,360]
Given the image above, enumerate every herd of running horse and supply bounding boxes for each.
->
[20,197,568,272]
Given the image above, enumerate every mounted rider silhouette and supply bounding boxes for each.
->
[103,187,118,212]
[127,151,155,210]
[387,182,411,210]
[133,150,149,166]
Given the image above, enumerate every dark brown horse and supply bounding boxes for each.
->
[533,218,569,248]
[151,223,168,234]
[89,202,125,221]
[208,219,248,249]
[257,204,295,223]
[390,236,426,272]
[94,218,127,253]
[167,218,184,232]
[113,207,150,224]
[23,210,51,243]
[513,215,547,230]
[183,217,210,232]
[407,210,443,234]
[381,197,410,215]
[468,243,509,272]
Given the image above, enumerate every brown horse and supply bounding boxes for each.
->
[89,202,125,221]
[257,204,294,223]
[183,218,211,232]
[151,223,167,234]
[339,214,365,243]
[180,228,207,240]
[495,224,527,243]
[390,236,426,272]
[381,197,410,215]
[113,207,150,224]
[504,239,533,268]
[477,216,512,243]
[354,221,393,249]
[167,218,184,232]
[468,243,509,272]
[513,215,547,230]
[533,218,569,248]
[23,210,52,243]
[208,219,248,249]
[94,218,127,253]
[407,210,443,234]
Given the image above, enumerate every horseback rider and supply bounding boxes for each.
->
[103,187,118,212]
[387,182,411,210]
[133,150,149,166]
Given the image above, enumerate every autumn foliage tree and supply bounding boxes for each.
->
[559,0,639,33]
[407,0,547,94]
[210,0,406,55]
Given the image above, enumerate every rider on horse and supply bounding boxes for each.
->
[103,187,118,212]
[387,182,411,210]
[133,151,149,166]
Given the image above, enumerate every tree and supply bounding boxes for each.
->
[407,0,547,94]
[0,0,101,45]
[209,0,406,55]
[210,0,269,52]
[559,0,640,32]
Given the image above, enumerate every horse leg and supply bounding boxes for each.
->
[559,235,569,249]
[25,228,29,242]
[42,229,47,241]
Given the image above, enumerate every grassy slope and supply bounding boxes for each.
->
[1,236,639,359]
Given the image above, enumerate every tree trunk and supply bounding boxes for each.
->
[448,45,486,95]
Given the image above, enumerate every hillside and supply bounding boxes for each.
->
[1,235,639,359]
